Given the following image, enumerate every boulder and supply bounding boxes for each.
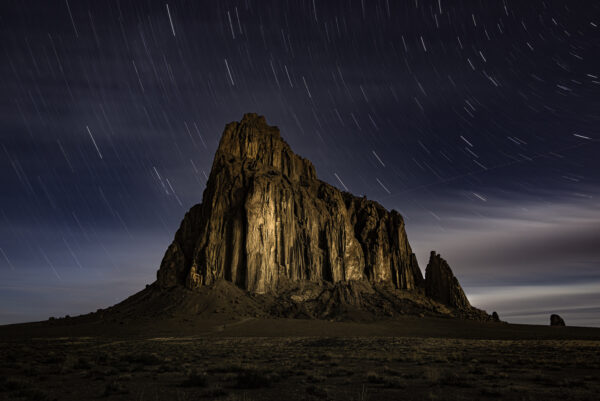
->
[550,314,565,326]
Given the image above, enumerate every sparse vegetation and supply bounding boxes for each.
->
[233,368,273,389]
[0,335,598,400]
[181,369,208,387]
[306,384,328,398]
[103,380,128,396]
[121,352,162,365]
[366,371,385,384]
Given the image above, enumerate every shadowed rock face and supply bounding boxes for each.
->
[550,314,566,326]
[157,113,424,294]
[424,251,471,309]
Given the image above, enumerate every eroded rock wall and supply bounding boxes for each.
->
[157,113,423,294]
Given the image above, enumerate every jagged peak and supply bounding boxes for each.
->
[428,250,441,263]
[219,113,282,151]
[212,113,316,182]
[239,112,270,127]
[424,251,471,310]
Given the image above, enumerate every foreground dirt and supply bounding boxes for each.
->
[1,318,599,400]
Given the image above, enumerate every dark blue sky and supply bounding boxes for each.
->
[1,0,598,326]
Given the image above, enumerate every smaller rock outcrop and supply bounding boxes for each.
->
[491,311,500,322]
[550,314,566,326]
[424,251,470,310]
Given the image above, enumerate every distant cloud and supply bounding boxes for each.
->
[406,191,600,327]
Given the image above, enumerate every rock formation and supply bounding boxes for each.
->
[157,113,423,293]
[154,113,484,319]
[424,251,471,309]
[550,314,566,326]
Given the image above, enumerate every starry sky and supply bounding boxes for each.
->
[1,0,598,326]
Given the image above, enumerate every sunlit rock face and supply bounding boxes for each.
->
[157,113,423,293]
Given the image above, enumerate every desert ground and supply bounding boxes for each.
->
[1,316,599,401]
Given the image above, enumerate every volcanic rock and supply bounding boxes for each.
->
[424,251,471,310]
[157,113,422,293]
[152,113,486,320]
[550,314,566,326]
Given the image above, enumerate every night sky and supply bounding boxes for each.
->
[1,1,598,326]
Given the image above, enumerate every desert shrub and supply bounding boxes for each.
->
[59,354,78,373]
[181,369,207,387]
[305,373,326,383]
[200,387,228,397]
[306,384,328,398]
[274,368,295,380]
[43,352,65,364]
[121,352,162,365]
[480,387,504,397]
[23,366,43,378]
[3,378,28,391]
[439,370,470,387]
[93,352,109,365]
[103,381,128,396]
[467,364,488,375]
[117,373,132,381]
[3,351,17,364]
[157,363,174,373]
[207,363,244,374]
[366,370,405,388]
[74,357,92,370]
[558,378,586,388]
[16,388,55,401]
[424,367,441,384]
[446,352,462,362]
[488,371,509,380]
[105,367,119,376]
[402,371,421,379]
[366,371,385,384]
[383,365,401,376]
[305,338,346,348]
[234,368,272,389]
[397,351,423,363]
[531,371,555,386]
[382,377,405,389]
[325,367,353,377]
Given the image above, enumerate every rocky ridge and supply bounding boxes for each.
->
[153,113,490,321]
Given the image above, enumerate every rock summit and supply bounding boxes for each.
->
[149,113,490,320]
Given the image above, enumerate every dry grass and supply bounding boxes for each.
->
[0,336,599,400]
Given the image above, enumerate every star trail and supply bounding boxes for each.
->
[0,0,598,325]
